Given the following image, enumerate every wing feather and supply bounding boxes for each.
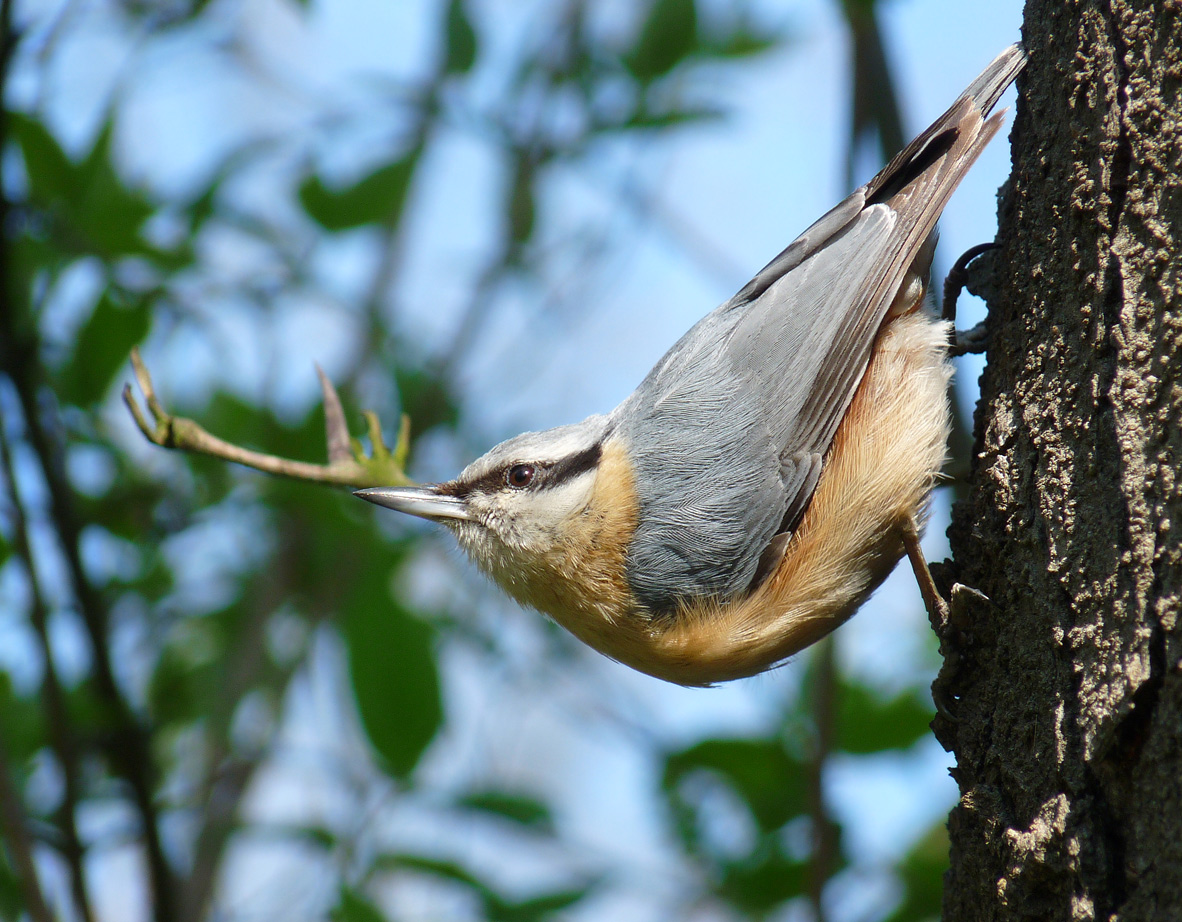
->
[617,45,1026,612]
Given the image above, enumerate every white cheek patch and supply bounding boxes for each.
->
[494,471,598,548]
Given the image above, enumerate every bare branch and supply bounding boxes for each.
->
[1,339,176,921]
[179,558,332,922]
[123,348,414,488]
[0,418,95,922]
[0,728,54,922]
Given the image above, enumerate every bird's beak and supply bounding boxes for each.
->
[354,486,473,522]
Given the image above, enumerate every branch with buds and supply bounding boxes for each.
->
[122,348,414,488]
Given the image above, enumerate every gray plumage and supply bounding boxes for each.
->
[613,44,1025,613]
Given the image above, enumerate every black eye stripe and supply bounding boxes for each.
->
[441,442,603,498]
[543,442,601,486]
[437,472,499,498]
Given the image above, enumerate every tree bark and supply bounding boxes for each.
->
[940,2,1182,919]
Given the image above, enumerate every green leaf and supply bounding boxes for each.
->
[65,681,115,741]
[10,112,77,205]
[186,137,276,233]
[0,676,45,767]
[147,604,246,726]
[57,292,151,406]
[698,18,786,60]
[332,887,388,922]
[621,102,725,131]
[841,0,879,19]
[373,854,593,922]
[75,118,157,258]
[393,366,458,432]
[375,854,493,894]
[299,153,418,231]
[486,886,592,922]
[343,578,442,779]
[706,31,781,58]
[148,646,200,727]
[717,850,809,916]
[252,823,337,851]
[458,791,554,832]
[12,112,169,262]
[0,849,23,922]
[835,681,933,755]
[625,0,698,81]
[664,738,807,836]
[443,0,478,74]
[8,234,57,319]
[78,466,172,543]
[201,391,268,445]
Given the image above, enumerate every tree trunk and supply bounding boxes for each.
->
[940,2,1182,919]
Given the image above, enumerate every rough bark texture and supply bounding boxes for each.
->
[940,3,1182,920]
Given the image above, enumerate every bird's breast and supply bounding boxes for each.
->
[487,437,647,648]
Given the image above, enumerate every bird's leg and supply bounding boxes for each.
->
[943,242,994,356]
[901,519,959,722]
[901,519,950,630]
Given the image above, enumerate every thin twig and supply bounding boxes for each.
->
[123,348,413,488]
[178,540,325,922]
[179,752,258,922]
[0,727,54,922]
[0,2,88,919]
[0,409,95,922]
[343,78,440,389]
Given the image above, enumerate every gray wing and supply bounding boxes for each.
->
[615,45,1025,614]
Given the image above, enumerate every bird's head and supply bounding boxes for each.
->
[356,416,625,607]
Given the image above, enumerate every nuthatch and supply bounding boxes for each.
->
[358,46,1026,687]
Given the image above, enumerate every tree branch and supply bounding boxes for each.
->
[0,727,54,922]
[0,3,96,920]
[178,542,331,922]
[0,412,95,922]
[123,348,413,488]
[0,336,177,922]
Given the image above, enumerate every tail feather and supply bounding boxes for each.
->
[964,43,1027,114]
[865,44,1025,206]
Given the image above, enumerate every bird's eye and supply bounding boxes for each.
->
[506,464,535,488]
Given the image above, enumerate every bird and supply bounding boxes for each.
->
[357,45,1026,687]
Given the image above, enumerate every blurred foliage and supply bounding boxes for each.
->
[0,0,951,921]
